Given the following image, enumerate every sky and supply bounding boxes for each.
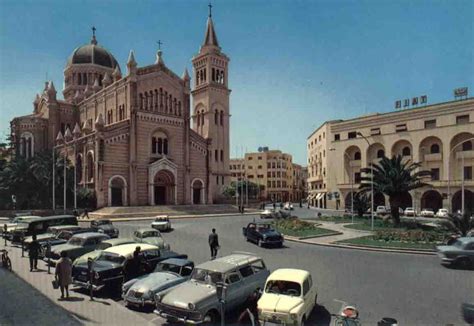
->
[0,0,472,165]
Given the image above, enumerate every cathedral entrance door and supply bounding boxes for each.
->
[192,179,204,204]
[155,186,167,205]
[111,188,123,206]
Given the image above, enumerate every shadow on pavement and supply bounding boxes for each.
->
[308,304,332,325]
[58,296,84,302]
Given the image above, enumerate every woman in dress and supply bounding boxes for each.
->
[55,251,72,299]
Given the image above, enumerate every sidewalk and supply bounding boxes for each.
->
[1,243,155,325]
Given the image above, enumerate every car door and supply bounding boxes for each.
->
[301,276,314,318]
[465,242,474,262]
[247,224,256,242]
[224,271,246,310]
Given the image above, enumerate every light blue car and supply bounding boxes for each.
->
[122,258,194,308]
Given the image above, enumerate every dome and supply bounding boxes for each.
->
[67,39,120,70]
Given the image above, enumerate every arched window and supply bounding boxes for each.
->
[200,111,205,126]
[220,71,225,84]
[173,98,177,115]
[178,101,181,116]
[214,110,218,124]
[212,68,215,82]
[430,144,440,154]
[87,152,94,182]
[20,132,34,158]
[462,141,473,151]
[220,111,224,125]
[151,131,169,155]
[159,88,163,109]
[154,90,158,109]
[197,112,200,127]
[402,146,411,156]
[164,91,168,112]
[354,151,361,160]
[377,149,385,158]
[76,155,83,183]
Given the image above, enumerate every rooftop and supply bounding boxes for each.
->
[104,243,158,256]
[197,253,261,273]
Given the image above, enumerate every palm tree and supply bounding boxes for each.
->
[352,191,371,218]
[359,155,431,226]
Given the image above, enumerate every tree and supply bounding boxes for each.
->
[438,212,474,237]
[222,180,264,200]
[352,191,371,218]
[359,155,431,226]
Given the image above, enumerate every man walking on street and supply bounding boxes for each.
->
[28,235,41,271]
[208,229,219,260]
[83,208,89,219]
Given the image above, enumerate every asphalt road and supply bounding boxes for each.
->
[79,208,473,326]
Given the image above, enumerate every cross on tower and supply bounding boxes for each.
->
[92,26,96,37]
[208,2,212,17]
[157,40,163,50]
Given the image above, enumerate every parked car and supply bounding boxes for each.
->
[23,225,82,247]
[404,207,416,217]
[260,209,277,219]
[10,215,78,243]
[151,216,172,232]
[45,232,110,263]
[258,269,318,326]
[133,228,170,250]
[376,206,388,215]
[436,237,474,268]
[283,202,294,210]
[4,216,40,235]
[73,238,137,266]
[122,258,194,308]
[420,209,435,218]
[242,222,284,247]
[436,208,449,218]
[154,252,270,324]
[90,219,119,238]
[72,243,187,292]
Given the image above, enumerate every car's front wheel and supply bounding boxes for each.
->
[203,310,220,325]
[257,239,263,247]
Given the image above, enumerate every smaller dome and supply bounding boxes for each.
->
[67,38,120,70]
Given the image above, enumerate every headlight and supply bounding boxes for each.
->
[290,313,298,320]
[94,272,100,279]
[188,303,195,310]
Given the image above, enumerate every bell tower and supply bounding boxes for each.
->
[192,4,231,201]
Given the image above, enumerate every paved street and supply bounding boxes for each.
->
[90,208,473,325]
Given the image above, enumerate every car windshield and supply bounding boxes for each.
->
[97,252,125,264]
[452,240,464,249]
[265,280,302,296]
[156,263,181,274]
[191,268,223,285]
[68,237,84,246]
[96,220,111,226]
[142,230,160,238]
[257,225,273,232]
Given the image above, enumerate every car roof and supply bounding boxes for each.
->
[71,232,108,239]
[197,253,262,273]
[102,238,135,245]
[160,258,193,266]
[457,237,474,244]
[267,268,310,283]
[103,243,159,257]
[50,225,81,230]
[136,228,158,232]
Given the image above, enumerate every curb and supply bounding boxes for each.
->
[282,231,343,240]
[284,236,436,256]
[78,211,259,222]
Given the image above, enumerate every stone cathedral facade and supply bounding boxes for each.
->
[10,12,231,208]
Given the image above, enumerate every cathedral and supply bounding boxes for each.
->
[10,10,231,208]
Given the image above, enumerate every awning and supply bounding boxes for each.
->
[316,192,326,200]
[307,194,315,200]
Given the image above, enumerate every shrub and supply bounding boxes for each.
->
[373,229,444,243]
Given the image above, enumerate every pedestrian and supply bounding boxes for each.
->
[208,228,219,260]
[273,202,276,210]
[55,251,72,299]
[83,208,89,219]
[124,246,146,280]
[28,234,41,272]
[3,224,7,246]
[73,209,79,218]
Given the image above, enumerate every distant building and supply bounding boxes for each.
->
[10,9,231,208]
[307,97,474,213]
[230,149,305,202]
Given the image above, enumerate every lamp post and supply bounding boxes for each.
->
[329,148,354,224]
[357,132,374,230]
[447,137,474,214]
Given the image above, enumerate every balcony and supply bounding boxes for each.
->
[456,150,474,160]
[424,153,442,162]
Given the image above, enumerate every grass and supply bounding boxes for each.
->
[307,215,368,224]
[337,236,438,250]
[272,219,340,238]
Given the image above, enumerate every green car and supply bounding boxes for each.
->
[133,228,170,250]
[73,238,137,266]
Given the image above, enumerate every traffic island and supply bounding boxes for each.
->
[273,219,341,239]
[336,235,438,251]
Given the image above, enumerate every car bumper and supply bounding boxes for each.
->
[73,280,105,291]
[262,239,283,245]
[437,253,455,265]
[152,224,170,231]
[154,310,204,324]
[124,295,154,307]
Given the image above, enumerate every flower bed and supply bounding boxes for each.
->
[373,229,444,243]
[273,219,339,238]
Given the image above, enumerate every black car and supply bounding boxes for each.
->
[90,219,119,238]
[242,222,284,247]
[72,243,187,293]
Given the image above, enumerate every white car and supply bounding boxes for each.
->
[151,215,171,231]
[404,207,416,217]
[258,268,317,326]
[420,209,435,218]
[283,202,294,210]
[436,209,449,218]
[376,206,388,215]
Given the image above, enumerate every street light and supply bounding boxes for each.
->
[329,148,354,224]
[448,137,474,215]
[357,132,374,230]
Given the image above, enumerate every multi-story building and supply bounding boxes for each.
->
[10,8,231,208]
[230,149,305,202]
[292,164,307,203]
[307,97,474,213]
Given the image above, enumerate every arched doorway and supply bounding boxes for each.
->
[452,190,474,214]
[108,176,127,207]
[153,170,175,205]
[192,179,204,204]
[421,190,442,212]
